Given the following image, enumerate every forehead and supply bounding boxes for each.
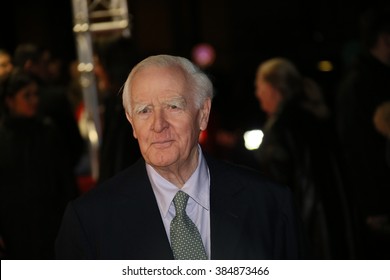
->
[130,65,189,100]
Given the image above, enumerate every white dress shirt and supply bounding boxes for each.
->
[146,146,211,258]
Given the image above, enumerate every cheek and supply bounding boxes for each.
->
[255,88,262,100]
[257,87,269,102]
[132,124,146,141]
[263,90,274,103]
[132,126,138,139]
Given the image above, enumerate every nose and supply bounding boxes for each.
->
[152,108,169,132]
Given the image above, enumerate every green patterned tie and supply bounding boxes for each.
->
[170,190,208,260]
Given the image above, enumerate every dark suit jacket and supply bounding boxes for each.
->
[55,155,305,259]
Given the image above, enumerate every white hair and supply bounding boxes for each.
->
[122,54,213,114]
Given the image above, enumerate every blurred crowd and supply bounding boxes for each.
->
[0,3,389,260]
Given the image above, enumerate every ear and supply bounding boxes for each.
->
[125,111,138,139]
[199,98,211,131]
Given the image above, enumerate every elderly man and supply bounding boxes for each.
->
[55,55,304,260]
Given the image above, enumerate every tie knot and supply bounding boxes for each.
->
[173,191,189,215]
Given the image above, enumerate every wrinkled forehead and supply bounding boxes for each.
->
[134,64,187,82]
[131,65,191,98]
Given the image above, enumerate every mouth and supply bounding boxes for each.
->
[151,140,174,148]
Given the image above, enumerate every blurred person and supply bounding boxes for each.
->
[335,3,390,259]
[67,38,141,186]
[369,101,390,232]
[373,101,390,140]
[14,43,84,169]
[0,49,13,81]
[254,57,353,259]
[94,37,141,183]
[13,44,49,83]
[55,54,305,260]
[0,69,78,259]
[373,102,390,235]
[372,101,390,233]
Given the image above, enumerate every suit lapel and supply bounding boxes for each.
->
[117,157,252,259]
[117,159,174,259]
[206,156,249,260]
[210,191,248,259]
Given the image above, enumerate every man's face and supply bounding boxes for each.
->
[126,65,210,170]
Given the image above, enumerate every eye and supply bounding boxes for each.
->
[140,107,150,114]
[166,103,184,113]
[166,98,186,111]
[135,106,152,116]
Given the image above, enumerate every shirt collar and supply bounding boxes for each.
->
[146,145,210,217]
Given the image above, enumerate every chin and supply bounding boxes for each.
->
[148,152,178,168]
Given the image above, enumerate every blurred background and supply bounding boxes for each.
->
[1,0,389,260]
[0,0,377,129]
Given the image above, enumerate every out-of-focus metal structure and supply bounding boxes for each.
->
[71,0,131,180]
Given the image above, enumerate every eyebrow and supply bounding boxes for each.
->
[162,96,187,107]
[133,96,187,111]
[133,103,149,114]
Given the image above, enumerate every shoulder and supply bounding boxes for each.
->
[206,155,296,222]
[205,154,290,196]
[73,159,148,207]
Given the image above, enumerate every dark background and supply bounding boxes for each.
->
[0,0,385,129]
